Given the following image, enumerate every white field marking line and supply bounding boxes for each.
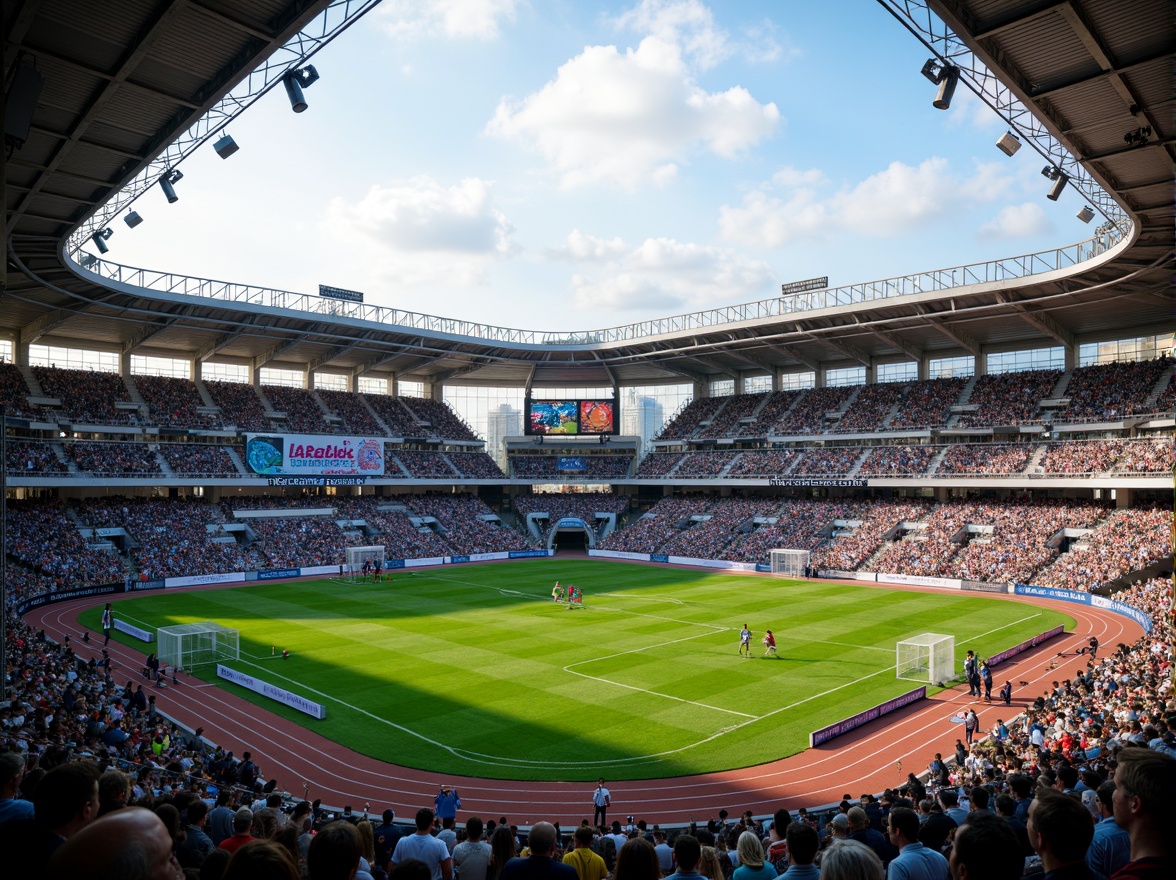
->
[220,586,1048,769]
[562,630,756,720]
[471,607,1054,767]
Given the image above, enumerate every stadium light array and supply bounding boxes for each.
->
[124,210,143,228]
[1077,205,1095,223]
[159,169,184,203]
[1042,165,1068,201]
[213,133,239,159]
[920,59,959,110]
[282,65,320,113]
[91,227,113,253]
[995,131,1021,157]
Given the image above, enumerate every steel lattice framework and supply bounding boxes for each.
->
[66,0,382,252]
[877,0,1130,232]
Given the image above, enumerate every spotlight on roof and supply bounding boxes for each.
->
[159,169,184,203]
[1076,205,1095,223]
[124,210,143,228]
[78,252,98,269]
[213,133,239,159]
[921,58,959,110]
[995,131,1021,157]
[282,65,320,113]
[1041,166,1069,201]
[1123,126,1151,148]
[91,227,113,254]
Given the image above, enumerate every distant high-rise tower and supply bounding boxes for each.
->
[486,403,522,470]
[622,390,664,455]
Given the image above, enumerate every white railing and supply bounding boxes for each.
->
[76,222,1130,348]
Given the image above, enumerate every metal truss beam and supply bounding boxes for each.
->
[20,308,78,343]
[122,317,177,354]
[813,336,871,366]
[925,318,982,357]
[876,0,1129,230]
[869,328,924,363]
[69,0,384,249]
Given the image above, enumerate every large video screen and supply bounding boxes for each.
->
[526,398,617,435]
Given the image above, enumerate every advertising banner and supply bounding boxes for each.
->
[244,433,385,477]
[811,687,926,746]
[166,572,245,588]
[217,665,326,719]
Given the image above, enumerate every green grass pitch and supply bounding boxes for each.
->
[84,560,1072,780]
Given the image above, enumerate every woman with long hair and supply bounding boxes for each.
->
[488,824,518,880]
[699,846,726,880]
[732,831,777,880]
[613,838,661,880]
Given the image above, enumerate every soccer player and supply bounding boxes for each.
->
[763,630,777,658]
[739,624,752,657]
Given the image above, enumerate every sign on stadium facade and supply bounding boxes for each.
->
[780,276,829,295]
[245,433,385,477]
[318,284,364,302]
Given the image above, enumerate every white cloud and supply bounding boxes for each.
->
[557,233,775,312]
[614,0,730,70]
[486,36,779,189]
[548,229,628,262]
[323,176,516,287]
[978,202,1054,240]
[720,158,1016,248]
[377,0,519,41]
[613,0,783,68]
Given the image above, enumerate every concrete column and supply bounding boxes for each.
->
[1064,345,1078,372]
[917,356,929,382]
[192,359,202,382]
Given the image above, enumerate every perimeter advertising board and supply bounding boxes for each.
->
[244,433,385,477]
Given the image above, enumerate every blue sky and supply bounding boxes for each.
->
[109,0,1095,333]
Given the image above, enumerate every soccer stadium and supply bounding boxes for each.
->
[2,0,1173,875]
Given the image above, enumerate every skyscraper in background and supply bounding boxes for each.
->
[486,403,522,470]
[622,389,664,456]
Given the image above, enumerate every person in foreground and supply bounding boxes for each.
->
[821,839,885,880]
[948,811,1024,880]
[1110,747,1175,880]
[884,806,948,880]
[499,822,577,880]
[46,806,183,880]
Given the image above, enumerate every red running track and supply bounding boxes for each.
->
[26,575,1140,824]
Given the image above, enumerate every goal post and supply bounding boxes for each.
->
[770,549,811,578]
[344,545,386,582]
[896,632,955,685]
[157,622,240,671]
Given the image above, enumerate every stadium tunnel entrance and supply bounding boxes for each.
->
[547,519,593,551]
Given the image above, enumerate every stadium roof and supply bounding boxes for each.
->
[4,0,1173,389]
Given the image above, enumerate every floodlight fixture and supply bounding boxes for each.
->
[1123,126,1152,148]
[1047,171,1069,202]
[995,131,1021,157]
[282,65,320,113]
[920,58,959,110]
[78,252,97,269]
[1076,205,1095,223]
[159,169,184,203]
[124,210,143,228]
[1041,165,1062,180]
[91,227,113,254]
[932,65,959,110]
[213,133,239,159]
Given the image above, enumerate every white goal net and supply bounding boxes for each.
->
[770,549,811,578]
[896,632,955,685]
[158,622,240,671]
[344,545,386,582]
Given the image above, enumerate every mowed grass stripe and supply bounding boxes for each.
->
[83,561,1073,780]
